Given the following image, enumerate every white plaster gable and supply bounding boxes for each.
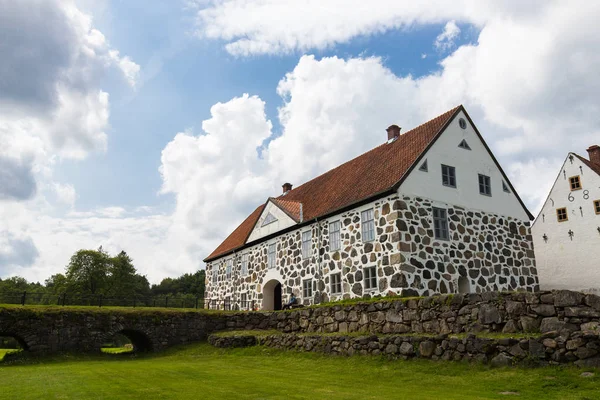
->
[532,153,600,291]
[247,199,297,242]
[399,110,530,221]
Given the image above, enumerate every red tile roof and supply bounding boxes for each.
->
[204,106,461,262]
[574,153,600,176]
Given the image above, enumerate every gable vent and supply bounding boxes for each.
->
[419,159,428,172]
[458,139,471,150]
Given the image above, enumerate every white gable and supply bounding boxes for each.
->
[531,153,600,291]
[247,200,297,242]
[399,110,530,220]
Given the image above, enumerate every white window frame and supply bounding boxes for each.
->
[212,267,218,284]
[364,266,377,291]
[478,174,492,196]
[268,243,276,269]
[433,207,449,240]
[361,208,375,242]
[303,278,313,298]
[329,220,341,252]
[302,230,312,259]
[240,292,248,309]
[226,259,232,280]
[241,253,249,276]
[330,272,342,295]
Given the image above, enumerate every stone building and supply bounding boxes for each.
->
[204,106,538,310]
[532,145,600,292]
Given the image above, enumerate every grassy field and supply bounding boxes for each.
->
[1,343,599,399]
[0,349,20,361]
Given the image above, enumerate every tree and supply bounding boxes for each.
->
[106,251,150,297]
[65,248,110,295]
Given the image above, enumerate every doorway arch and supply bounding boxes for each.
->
[262,279,282,311]
[458,276,471,294]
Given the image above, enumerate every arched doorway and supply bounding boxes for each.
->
[262,279,282,311]
[458,276,471,294]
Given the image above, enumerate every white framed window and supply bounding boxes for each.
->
[303,278,313,298]
[225,296,231,311]
[364,266,377,291]
[241,253,249,276]
[226,259,232,279]
[433,207,449,240]
[240,293,248,309]
[361,208,375,242]
[302,230,312,259]
[329,221,341,251]
[330,273,342,295]
[441,164,457,188]
[478,174,492,196]
[212,267,218,284]
[268,243,276,269]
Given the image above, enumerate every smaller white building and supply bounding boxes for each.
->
[532,145,600,292]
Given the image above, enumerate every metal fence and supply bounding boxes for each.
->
[0,291,205,309]
[204,299,256,311]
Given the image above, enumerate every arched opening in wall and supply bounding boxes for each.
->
[0,333,27,361]
[101,329,153,354]
[262,279,282,311]
[458,276,471,294]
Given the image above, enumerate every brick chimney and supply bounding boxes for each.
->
[386,125,401,142]
[282,182,292,194]
[587,145,600,165]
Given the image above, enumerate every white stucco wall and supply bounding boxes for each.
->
[400,110,530,221]
[247,199,297,242]
[532,154,600,292]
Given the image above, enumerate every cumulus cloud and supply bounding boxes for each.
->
[434,21,461,51]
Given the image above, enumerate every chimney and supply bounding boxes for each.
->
[386,125,401,142]
[282,182,292,194]
[587,145,600,165]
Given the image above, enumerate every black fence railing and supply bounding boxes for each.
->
[0,291,205,309]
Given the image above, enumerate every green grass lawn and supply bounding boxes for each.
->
[1,343,599,400]
[0,349,20,361]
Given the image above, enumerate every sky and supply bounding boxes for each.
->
[1,0,599,284]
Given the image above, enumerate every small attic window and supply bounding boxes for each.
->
[261,212,277,227]
[459,118,467,129]
[458,139,471,150]
[502,181,511,193]
[419,159,428,172]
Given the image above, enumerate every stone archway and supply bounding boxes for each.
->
[101,328,154,353]
[262,279,282,311]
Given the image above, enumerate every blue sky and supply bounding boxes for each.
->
[1,0,598,283]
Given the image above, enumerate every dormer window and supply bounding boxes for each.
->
[569,176,581,191]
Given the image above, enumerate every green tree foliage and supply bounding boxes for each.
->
[150,270,205,298]
[65,247,111,295]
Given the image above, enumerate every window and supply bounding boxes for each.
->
[478,174,492,196]
[458,139,471,150]
[441,165,456,188]
[569,176,582,191]
[329,221,341,251]
[240,293,248,309]
[330,273,342,294]
[556,207,568,222]
[459,118,467,129]
[261,212,277,226]
[302,230,312,259]
[225,296,231,311]
[303,279,313,298]
[419,159,428,172]
[268,243,276,269]
[212,268,218,284]
[595,200,600,215]
[364,266,377,291]
[433,207,449,240]
[361,209,375,242]
[226,259,232,279]
[241,253,249,276]
[502,181,510,193]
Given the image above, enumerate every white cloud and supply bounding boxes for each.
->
[434,21,461,52]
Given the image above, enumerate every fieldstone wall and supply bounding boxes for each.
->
[256,291,600,336]
[0,307,270,354]
[213,331,600,367]
[206,193,537,310]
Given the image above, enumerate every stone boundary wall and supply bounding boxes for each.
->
[259,291,600,336]
[209,331,600,368]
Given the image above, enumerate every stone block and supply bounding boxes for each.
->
[554,290,585,307]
